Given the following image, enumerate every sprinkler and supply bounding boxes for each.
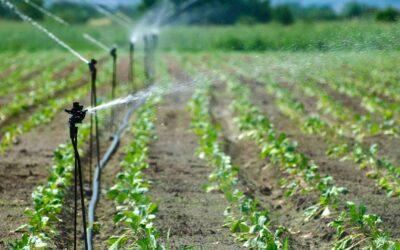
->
[129,41,135,88]
[144,35,151,85]
[150,33,158,82]
[151,32,159,50]
[65,102,88,250]
[88,59,101,195]
[110,46,117,132]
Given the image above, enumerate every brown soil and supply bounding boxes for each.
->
[140,60,243,249]
[0,110,69,248]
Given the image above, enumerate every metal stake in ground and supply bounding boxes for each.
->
[129,42,135,89]
[150,33,158,83]
[65,102,88,250]
[144,35,151,85]
[110,47,117,133]
[88,59,101,192]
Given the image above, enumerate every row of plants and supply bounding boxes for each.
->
[253,76,400,198]
[0,51,32,76]
[105,57,170,249]
[308,54,400,115]
[106,94,164,249]
[0,58,83,125]
[228,54,400,198]
[217,68,399,249]
[187,73,288,249]
[0,53,67,97]
[0,60,111,153]
[230,53,399,141]
[9,123,91,249]
[307,71,400,138]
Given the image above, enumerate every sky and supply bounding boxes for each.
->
[271,0,400,11]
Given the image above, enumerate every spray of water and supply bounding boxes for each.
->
[23,0,69,26]
[86,76,204,114]
[129,0,201,44]
[130,0,172,43]
[0,0,89,64]
[93,5,131,30]
[115,11,134,26]
[83,33,110,52]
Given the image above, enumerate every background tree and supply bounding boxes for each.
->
[273,5,294,25]
[376,7,399,22]
[17,0,44,20]
[342,1,377,19]
[48,2,99,23]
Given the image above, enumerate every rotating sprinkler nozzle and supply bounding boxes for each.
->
[110,46,117,59]
[88,59,97,76]
[65,102,88,250]
[66,102,87,130]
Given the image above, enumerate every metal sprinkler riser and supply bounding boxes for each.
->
[65,102,89,250]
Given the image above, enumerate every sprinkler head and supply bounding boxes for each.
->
[151,33,158,49]
[88,59,97,73]
[65,102,87,127]
[110,47,117,58]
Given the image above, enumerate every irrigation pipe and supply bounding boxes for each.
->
[86,85,153,250]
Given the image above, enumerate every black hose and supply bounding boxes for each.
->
[86,86,152,250]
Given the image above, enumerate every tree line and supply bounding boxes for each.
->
[0,0,399,25]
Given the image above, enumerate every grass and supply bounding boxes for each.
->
[1,20,400,52]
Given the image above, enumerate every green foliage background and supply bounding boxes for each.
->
[1,20,400,52]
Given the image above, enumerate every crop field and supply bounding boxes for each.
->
[1,3,400,250]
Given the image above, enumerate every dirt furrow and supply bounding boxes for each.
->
[142,61,242,249]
